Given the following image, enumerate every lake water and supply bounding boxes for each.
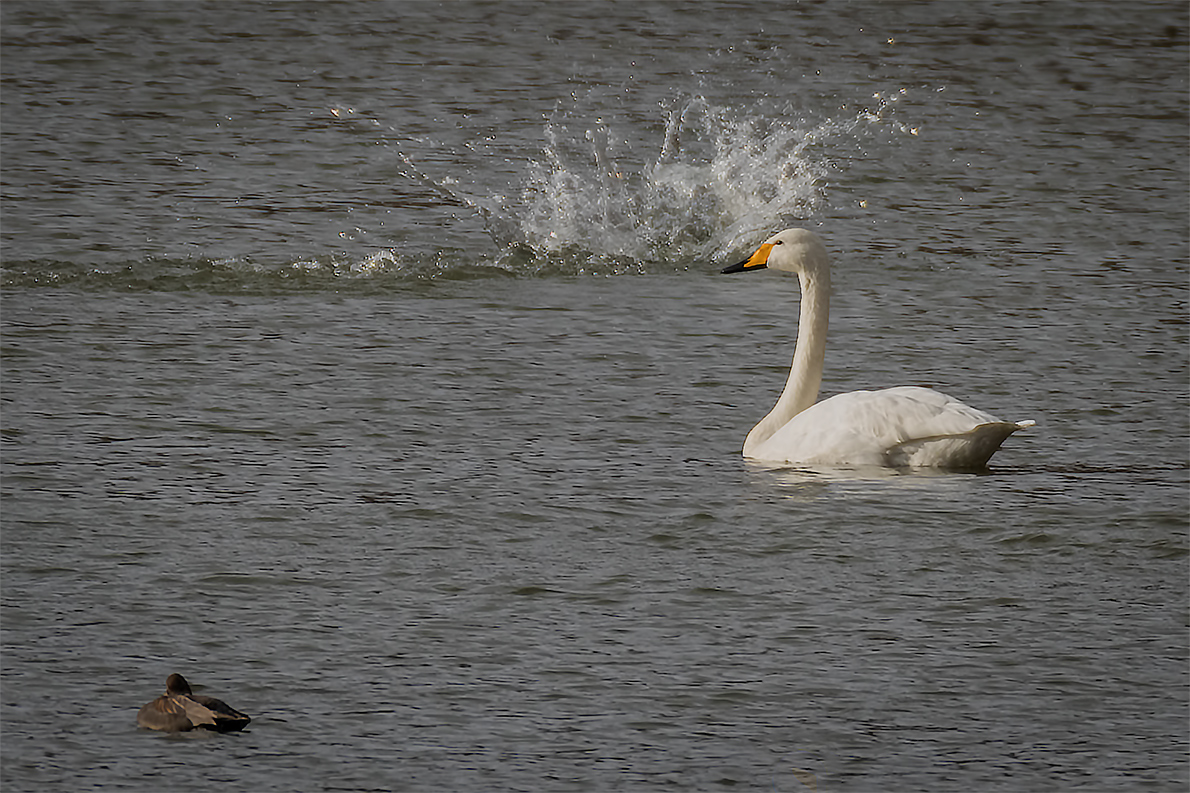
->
[2,2,1187,791]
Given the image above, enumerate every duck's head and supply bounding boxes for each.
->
[721,228,830,276]
[165,673,193,696]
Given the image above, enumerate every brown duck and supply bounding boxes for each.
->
[137,673,251,732]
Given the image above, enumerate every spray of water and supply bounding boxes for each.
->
[398,91,916,274]
[510,96,829,264]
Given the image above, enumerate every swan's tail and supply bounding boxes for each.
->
[888,419,1035,470]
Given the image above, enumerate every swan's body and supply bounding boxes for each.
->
[137,673,251,732]
[722,229,1033,469]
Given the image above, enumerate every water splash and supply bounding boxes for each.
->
[513,95,831,263]
[3,94,918,290]
[403,92,917,272]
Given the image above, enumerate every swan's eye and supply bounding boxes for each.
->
[773,240,783,245]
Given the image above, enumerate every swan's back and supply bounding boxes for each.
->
[748,386,1032,469]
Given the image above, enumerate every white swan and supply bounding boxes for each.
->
[722,228,1034,468]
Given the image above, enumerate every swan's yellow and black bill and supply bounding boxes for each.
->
[721,242,774,274]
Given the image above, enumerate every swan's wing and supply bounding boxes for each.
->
[749,386,1027,467]
[886,421,1029,469]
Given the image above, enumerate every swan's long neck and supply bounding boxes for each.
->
[742,265,830,456]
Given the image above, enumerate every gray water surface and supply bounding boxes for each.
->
[2,2,1187,791]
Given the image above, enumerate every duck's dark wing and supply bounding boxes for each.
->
[190,694,251,731]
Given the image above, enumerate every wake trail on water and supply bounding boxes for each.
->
[3,91,921,290]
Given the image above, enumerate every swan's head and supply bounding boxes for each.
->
[721,228,830,277]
